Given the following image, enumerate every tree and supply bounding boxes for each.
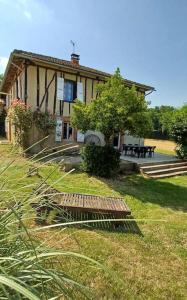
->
[147,105,176,139]
[71,69,152,177]
[171,104,187,158]
[0,74,3,82]
[72,69,152,145]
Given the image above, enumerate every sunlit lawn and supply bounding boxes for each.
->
[155,147,176,156]
[0,145,187,299]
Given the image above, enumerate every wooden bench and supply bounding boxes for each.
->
[32,186,131,230]
[50,192,130,216]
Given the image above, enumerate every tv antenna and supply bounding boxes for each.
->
[70,40,76,53]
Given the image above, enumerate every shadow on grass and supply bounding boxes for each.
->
[55,213,142,235]
[33,196,142,235]
[101,175,187,213]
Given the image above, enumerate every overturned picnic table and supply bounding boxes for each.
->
[32,186,136,232]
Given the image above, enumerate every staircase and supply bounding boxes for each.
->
[139,160,187,179]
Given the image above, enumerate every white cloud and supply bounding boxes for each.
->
[18,0,54,22]
[23,10,32,20]
[0,57,9,73]
[0,0,54,23]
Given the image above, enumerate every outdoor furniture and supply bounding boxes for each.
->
[122,145,156,158]
[151,146,156,157]
[123,144,131,156]
[32,187,132,230]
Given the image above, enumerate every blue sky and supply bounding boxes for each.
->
[0,0,187,107]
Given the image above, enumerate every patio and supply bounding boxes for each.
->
[121,152,179,165]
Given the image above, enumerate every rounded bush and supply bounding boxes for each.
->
[81,144,120,178]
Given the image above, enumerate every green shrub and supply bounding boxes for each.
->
[171,123,187,159]
[33,109,56,133]
[81,144,120,177]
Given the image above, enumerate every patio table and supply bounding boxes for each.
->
[122,145,156,158]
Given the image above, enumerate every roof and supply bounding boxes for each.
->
[0,49,155,93]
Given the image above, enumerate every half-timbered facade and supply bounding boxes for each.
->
[0,49,154,150]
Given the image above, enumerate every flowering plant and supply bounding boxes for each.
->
[9,99,33,148]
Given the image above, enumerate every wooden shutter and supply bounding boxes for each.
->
[77,82,83,102]
[57,77,64,100]
[55,118,63,142]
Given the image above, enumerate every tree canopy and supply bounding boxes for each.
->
[171,104,187,158]
[0,74,3,82]
[71,69,152,144]
[147,105,176,139]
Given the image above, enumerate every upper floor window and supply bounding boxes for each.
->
[64,80,76,102]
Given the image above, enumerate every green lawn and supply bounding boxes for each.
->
[155,148,176,156]
[0,145,187,299]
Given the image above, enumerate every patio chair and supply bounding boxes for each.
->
[147,146,152,157]
[151,146,156,157]
[127,144,134,156]
[122,144,127,155]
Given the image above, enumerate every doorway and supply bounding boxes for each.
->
[63,122,73,140]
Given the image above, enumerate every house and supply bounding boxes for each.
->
[0,49,155,151]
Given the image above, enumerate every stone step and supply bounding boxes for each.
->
[140,161,187,172]
[145,165,187,175]
[150,170,187,179]
[139,159,181,167]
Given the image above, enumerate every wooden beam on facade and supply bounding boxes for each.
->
[45,69,48,111]
[39,71,55,109]
[85,78,87,104]
[24,65,27,104]
[37,66,40,107]
[53,72,57,114]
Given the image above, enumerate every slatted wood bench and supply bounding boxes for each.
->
[32,186,132,230]
[51,192,131,216]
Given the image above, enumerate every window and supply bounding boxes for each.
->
[64,80,76,102]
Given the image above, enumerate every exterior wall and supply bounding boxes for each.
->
[4,60,146,151]
[4,63,105,150]
[22,64,104,150]
[26,64,102,115]
[124,133,144,146]
[27,66,37,108]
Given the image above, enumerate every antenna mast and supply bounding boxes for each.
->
[70,40,76,53]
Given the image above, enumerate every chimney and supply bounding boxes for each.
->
[71,53,80,65]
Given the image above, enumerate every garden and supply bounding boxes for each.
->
[0,70,187,299]
[0,144,186,299]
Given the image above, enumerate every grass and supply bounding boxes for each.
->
[0,144,187,299]
[155,147,176,156]
[145,138,176,156]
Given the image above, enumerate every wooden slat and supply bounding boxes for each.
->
[49,192,130,215]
